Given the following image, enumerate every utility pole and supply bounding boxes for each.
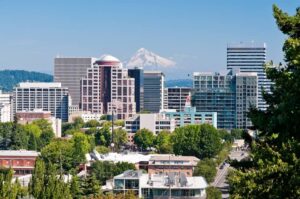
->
[169,154,171,199]
[111,108,115,152]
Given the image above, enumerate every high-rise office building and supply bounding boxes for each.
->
[128,67,144,113]
[13,83,69,122]
[192,71,257,129]
[227,42,270,110]
[234,72,258,129]
[54,57,96,107]
[164,87,191,112]
[80,55,136,120]
[144,71,164,113]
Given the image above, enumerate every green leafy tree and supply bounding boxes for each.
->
[113,128,128,151]
[133,128,155,150]
[29,158,45,198]
[206,186,222,199]
[85,119,101,128]
[218,129,234,143]
[228,5,300,198]
[28,132,37,151]
[172,124,222,159]
[73,117,84,129]
[0,168,25,198]
[91,161,135,185]
[71,132,91,164]
[155,131,173,153]
[82,174,101,197]
[40,139,75,172]
[24,123,42,137]
[193,158,217,183]
[95,126,112,147]
[95,145,111,154]
[230,129,244,139]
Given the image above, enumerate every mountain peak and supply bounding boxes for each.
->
[126,48,176,69]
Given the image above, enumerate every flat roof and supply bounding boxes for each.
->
[18,82,63,88]
[0,150,39,157]
[150,155,199,162]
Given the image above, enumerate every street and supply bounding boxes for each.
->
[211,149,248,199]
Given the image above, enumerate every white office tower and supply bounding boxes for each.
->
[0,90,12,122]
[13,83,69,122]
[54,57,96,107]
[80,55,136,120]
[144,71,165,113]
[227,42,271,110]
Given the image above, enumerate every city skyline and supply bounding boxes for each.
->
[0,1,298,79]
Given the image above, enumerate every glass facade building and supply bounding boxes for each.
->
[227,42,270,110]
[143,71,164,113]
[128,68,144,113]
[192,71,257,129]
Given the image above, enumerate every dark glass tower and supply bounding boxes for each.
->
[128,68,144,112]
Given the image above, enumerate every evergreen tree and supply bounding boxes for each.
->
[28,132,37,151]
[29,158,45,198]
[228,5,300,198]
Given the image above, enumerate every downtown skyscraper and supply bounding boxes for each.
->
[80,55,136,120]
[227,42,271,110]
[54,57,96,107]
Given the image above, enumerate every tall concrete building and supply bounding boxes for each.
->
[128,67,144,113]
[80,55,136,120]
[144,71,164,113]
[164,87,191,112]
[54,57,96,107]
[192,71,257,129]
[234,72,258,129]
[227,42,270,110]
[13,82,69,122]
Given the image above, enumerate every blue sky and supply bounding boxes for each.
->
[0,0,298,79]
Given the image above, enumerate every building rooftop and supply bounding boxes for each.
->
[92,151,175,164]
[149,155,199,166]
[140,173,208,190]
[0,150,39,157]
[227,42,266,48]
[18,82,63,88]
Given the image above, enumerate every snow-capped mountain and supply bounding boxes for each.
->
[126,48,176,70]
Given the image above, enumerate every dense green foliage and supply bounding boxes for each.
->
[171,124,222,159]
[29,159,72,199]
[133,128,155,150]
[0,120,54,151]
[0,70,52,91]
[206,186,222,199]
[91,161,136,185]
[0,168,26,198]
[40,132,91,173]
[228,5,300,199]
[194,158,217,183]
[155,131,173,154]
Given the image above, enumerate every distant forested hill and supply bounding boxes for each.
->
[0,70,53,91]
[165,79,193,88]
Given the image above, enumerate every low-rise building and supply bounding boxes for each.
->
[125,113,176,135]
[148,155,199,177]
[0,150,39,176]
[110,170,207,199]
[16,109,62,137]
[69,110,103,123]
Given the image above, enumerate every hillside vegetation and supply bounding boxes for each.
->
[0,70,53,91]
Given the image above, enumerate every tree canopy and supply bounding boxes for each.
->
[172,124,222,159]
[228,5,300,198]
